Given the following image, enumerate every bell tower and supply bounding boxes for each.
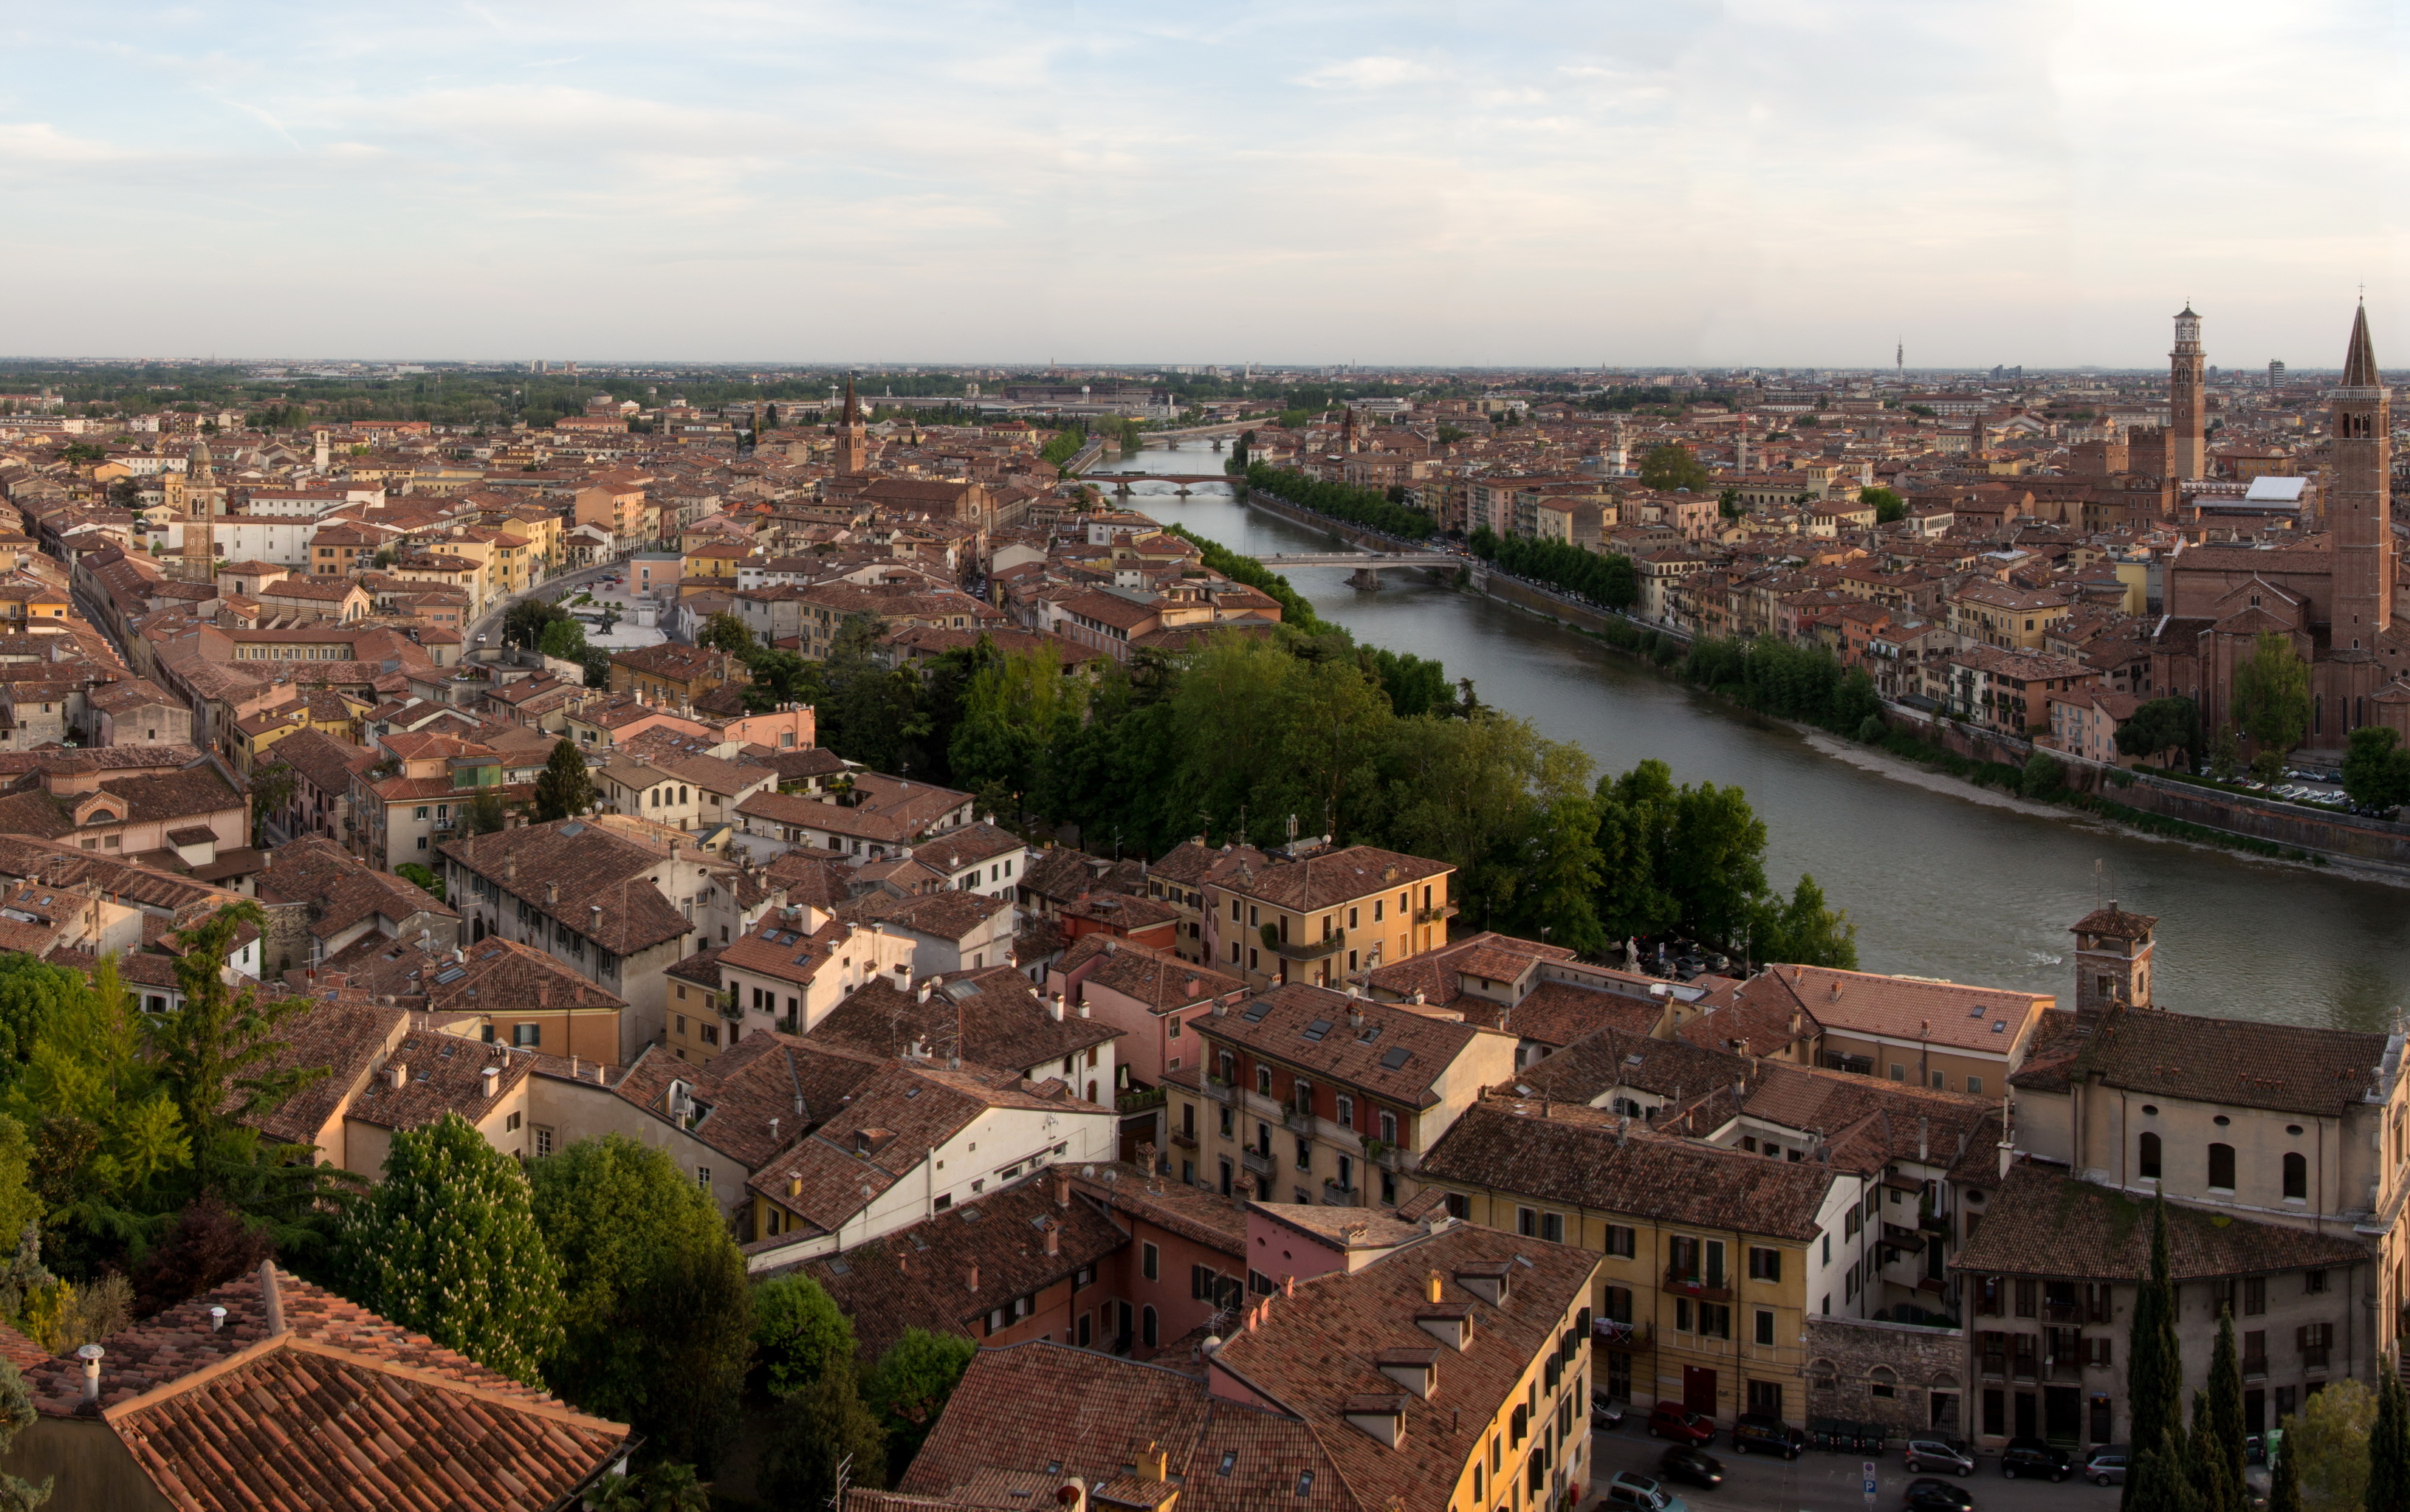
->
[837,374,869,475]
[2070,903,2156,1012]
[2332,301,2391,649]
[2168,304,2207,481]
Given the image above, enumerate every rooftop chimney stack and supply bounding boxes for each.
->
[77,1344,103,1406]
[208,1306,227,1333]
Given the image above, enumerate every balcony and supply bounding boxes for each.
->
[1284,1108,1316,1135]
[1322,1178,1358,1206]
[2242,1355,2268,1381]
[1198,1076,1235,1104]
[2303,1347,2331,1371]
[2041,1302,2084,1324]
[1661,1268,1731,1303]
[1591,1318,1653,1351]
[1264,924,1345,963]
[1169,1132,1198,1152]
[1369,1141,1418,1173]
[1415,903,1458,925]
[1241,1149,1274,1179]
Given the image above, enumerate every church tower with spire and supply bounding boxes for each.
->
[2168,304,2207,481]
[837,374,869,475]
[179,436,219,583]
[2332,302,2391,649]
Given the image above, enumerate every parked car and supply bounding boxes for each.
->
[2084,1446,2129,1486]
[1999,1438,2071,1482]
[1603,1471,1689,1512]
[1731,1414,1806,1460]
[1903,1477,1977,1512]
[1649,1402,1717,1446]
[1658,1446,1724,1488]
[1904,1440,1975,1477]
[1592,1389,1628,1430]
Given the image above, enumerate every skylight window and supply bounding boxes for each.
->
[1379,1047,1411,1071]
[1301,1018,1333,1042]
[1241,1002,1272,1023]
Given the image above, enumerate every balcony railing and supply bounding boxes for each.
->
[1661,1269,1731,1303]
[1322,1178,1358,1206]
[1241,1149,1274,1179]
[2242,1355,2268,1380]
[1263,925,1345,963]
[2042,1302,2084,1324]
[1169,1131,1198,1151]
[1199,1076,1235,1104]
[1591,1318,1654,1351]
[2303,1347,2331,1371]
[1415,904,1458,925]
[1284,1108,1316,1135]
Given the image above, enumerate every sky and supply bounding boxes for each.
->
[1,1,2403,368]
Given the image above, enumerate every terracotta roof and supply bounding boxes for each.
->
[258,835,457,941]
[27,1265,626,1510]
[1951,1163,2372,1282]
[1500,980,1663,1049]
[898,1342,1347,1512]
[1418,1100,1839,1242]
[436,819,693,957]
[797,1170,1128,1358]
[1060,934,1242,1013]
[1748,963,2047,1056]
[836,886,1011,944]
[1200,983,1502,1109]
[1514,1023,1749,1105]
[2069,904,2157,942]
[812,970,1121,1073]
[1212,845,1451,914]
[343,1031,535,1132]
[2067,1006,2389,1118]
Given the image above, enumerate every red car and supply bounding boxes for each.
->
[1648,1403,1716,1446]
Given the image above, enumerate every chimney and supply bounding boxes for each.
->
[259,1260,286,1336]
[1046,993,1065,1023]
[1054,1167,1072,1209]
[385,1062,408,1090]
[77,1344,103,1406]
[967,1263,980,1293]
[786,1174,802,1197]
[546,880,559,905]
[481,1066,501,1099]
[1918,1116,1930,1163]
[505,851,517,886]
[208,1305,227,1333]
[1043,1217,1061,1257]
[1426,1269,1443,1304]
[589,904,603,933]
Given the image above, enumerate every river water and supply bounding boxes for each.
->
[1093,447,2410,1031]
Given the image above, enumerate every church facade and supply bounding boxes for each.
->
[2151,304,2410,755]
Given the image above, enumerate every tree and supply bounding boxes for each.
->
[2021,752,2067,800]
[1861,486,1906,524]
[529,1136,754,1469]
[503,597,567,651]
[2266,1415,2301,1512]
[2231,632,2311,783]
[0,958,80,1095]
[2116,697,2203,769]
[2286,1377,2374,1512]
[2369,1369,2410,1512]
[128,1196,273,1316]
[0,1353,50,1511]
[762,1368,888,1510]
[1751,874,1858,969]
[591,1461,712,1512]
[337,1113,563,1384]
[1636,444,1709,492]
[2341,726,2410,812]
[537,615,587,661]
[532,738,594,822]
[394,862,445,902]
[2207,1308,2246,1501]
[752,1274,856,1398]
[462,788,508,836]
[2188,1389,2237,1512]
[2123,1197,2185,1512]
[2208,722,2242,782]
[247,760,296,847]
[863,1328,977,1480]
[698,611,755,660]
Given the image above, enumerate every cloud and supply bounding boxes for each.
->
[1294,55,1441,90]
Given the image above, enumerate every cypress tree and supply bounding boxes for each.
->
[2124,1197,2184,1512]
[2187,1389,2234,1512]
[532,737,595,822]
[2370,1368,2410,1512]
[339,1112,564,1384]
[2208,1308,2246,1494]
[2265,1413,2300,1512]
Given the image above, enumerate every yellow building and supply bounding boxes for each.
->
[1418,1099,1845,1428]
[1201,842,1455,991]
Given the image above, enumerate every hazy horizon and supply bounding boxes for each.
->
[5,1,2400,368]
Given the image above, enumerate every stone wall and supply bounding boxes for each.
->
[1805,1316,1967,1443]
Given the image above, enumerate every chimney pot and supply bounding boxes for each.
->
[481,1066,501,1098]
[77,1344,103,1406]
[386,1062,408,1090]
[208,1306,227,1333]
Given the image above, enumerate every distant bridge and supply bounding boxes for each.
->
[1254,551,1470,590]
[1105,474,1232,494]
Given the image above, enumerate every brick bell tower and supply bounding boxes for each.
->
[2168,303,2207,481]
[837,373,869,475]
[2332,301,2392,652]
[2070,902,2156,1012]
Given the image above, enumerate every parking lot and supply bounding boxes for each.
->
[1583,1421,2125,1512]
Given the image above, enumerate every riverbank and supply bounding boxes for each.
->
[1093,450,2410,1023]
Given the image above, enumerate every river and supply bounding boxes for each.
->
[1092,446,2410,1032]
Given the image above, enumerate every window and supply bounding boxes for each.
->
[1697,1303,1731,1340]
[2284,1152,2307,1201]
[1605,1225,1637,1259]
[2208,1142,2236,1192]
[1379,1110,1398,1144]
[512,1024,540,1047]
[2014,1279,2037,1318]
[1142,1243,1159,1281]
[2304,1270,2329,1296]
[505,1112,522,1133]
[1141,1306,1158,1348]
[696,1166,710,1190]
[2244,1276,2267,1316]
[1967,1076,1983,1095]
[1539,1212,1565,1244]
[1335,1093,1353,1127]
[1518,1207,1538,1238]
[1755,1308,1776,1347]
[1256,1066,1272,1096]
[2139,1131,2162,1181]
[534,1127,554,1158]
[1889,1063,1904,1082]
